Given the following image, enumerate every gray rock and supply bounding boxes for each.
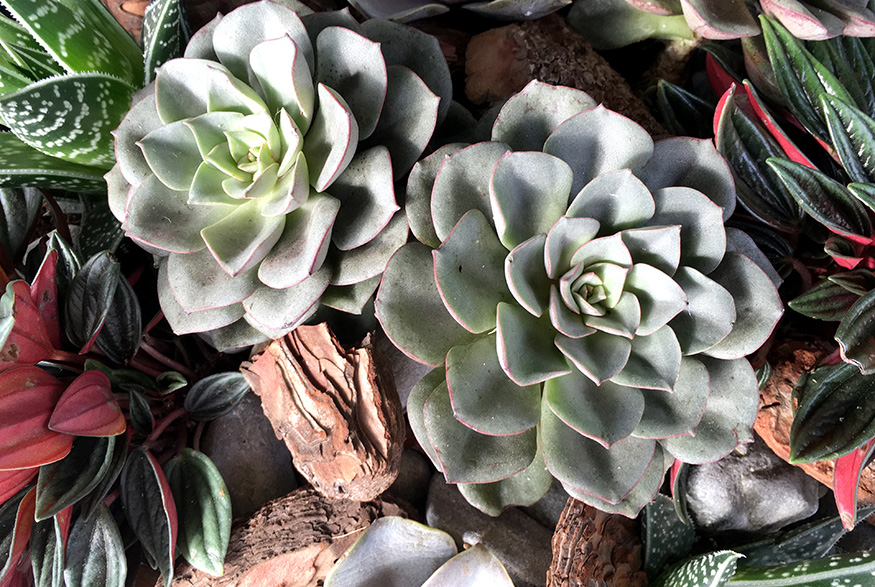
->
[426,474,553,587]
[200,392,298,519]
[686,436,820,534]
[522,479,569,530]
[387,447,434,506]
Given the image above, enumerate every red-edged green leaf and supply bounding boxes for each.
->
[63,505,126,587]
[30,506,71,587]
[183,372,250,422]
[128,387,154,437]
[29,249,61,350]
[120,449,177,587]
[0,469,35,507]
[821,94,875,184]
[48,370,124,437]
[654,80,713,139]
[834,437,875,530]
[0,486,34,583]
[789,279,864,321]
[670,460,692,526]
[0,281,54,371]
[824,235,866,269]
[743,80,816,169]
[836,288,875,373]
[78,434,126,522]
[94,276,141,365]
[767,157,873,243]
[35,435,116,521]
[63,252,120,354]
[790,362,875,462]
[165,449,231,576]
[706,52,740,107]
[0,366,72,471]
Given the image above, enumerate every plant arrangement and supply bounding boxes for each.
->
[346,0,570,22]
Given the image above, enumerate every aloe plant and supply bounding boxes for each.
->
[376,79,782,517]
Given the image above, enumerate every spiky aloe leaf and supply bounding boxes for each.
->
[642,494,695,578]
[651,550,741,587]
[141,0,184,84]
[836,288,875,373]
[728,551,875,586]
[0,133,107,193]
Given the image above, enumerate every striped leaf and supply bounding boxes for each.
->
[652,550,741,587]
[836,288,875,373]
[0,73,135,168]
[728,551,875,586]
[141,0,184,84]
[63,505,125,587]
[0,133,107,193]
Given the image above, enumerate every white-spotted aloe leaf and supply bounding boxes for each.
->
[0,133,108,193]
[642,494,695,578]
[728,551,875,586]
[651,550,741,587]
[63,505,125,587]
[141,0,184,84]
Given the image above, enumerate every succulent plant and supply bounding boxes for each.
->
[107,0,452,351]
[568,0,875,50]
[376,80,783,517]
[347,0,570,22]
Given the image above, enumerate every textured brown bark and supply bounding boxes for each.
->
[101,0,148,41]
[547,498,648,587]
[241,324,405,502]
[754,339,875,505]
[167,487,405,587]
[465,15,665,136]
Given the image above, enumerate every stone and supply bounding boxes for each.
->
[200,392,298,519]
[387,448,434,508]
[685,435,821,534]
[522,480,570,531]
[426,474,553,587]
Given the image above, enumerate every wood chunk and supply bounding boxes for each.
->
[465,15,664,136]
[547,498,648,587]
[241,324,405,502]
[167,487,405,587]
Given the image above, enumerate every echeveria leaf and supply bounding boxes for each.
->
[611,326,681,392]
[648,186,726,274]
[406,367,446,468]
[554,330,631,385]
[241,267,330,336]
[497,302,572,385]
[328,210,409,286]
[668,267,736,354]
[634,357,709,439]
[456,444,552,516]
[406,142,466,249]
[421,543,515,587]
[566,169,655,234]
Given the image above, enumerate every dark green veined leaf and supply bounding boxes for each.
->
[156,371,187,396]
[715,87,804,231]
[79,198,123,260]
[836,288,875,373]
[63,505,125,587]
[0,0,143,86]
[82,359,154,394]
[821,94,875,184]
[0,187,40,261]
[642,494,695,578]
[35,435,115,521]
[702,42,746,90]
[141,0,184,84]
[46,231,83,300]
[95,276,141,365]
[0,133,107,193]
[755,363,772,390]
[834,439,875,530]
[810,37,875,116]
[30,508,71,587]
[767,157,873,243]
[0,485,34,583]
[651,550,741,587]
[64,251,120,353]
[760,16,856,142]
[830,269,875,295]
[823,235,865,270]
[788,279,863,321]
[790,362,875,462]
[120,449,177,587]
[165,449,231,576]
[848,181,875,215]
[78,432,126,521]
[128,386,154,436]
[728,551,875,586]
[654,80,713,139]
[0,73,134,168]
[184,372,250,422]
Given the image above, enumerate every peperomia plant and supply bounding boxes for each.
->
[347,0,571,22]
[0,0,184,193]
[107,0,452,351]
[376,80,783,517]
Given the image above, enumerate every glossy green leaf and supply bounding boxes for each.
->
[127,386,153,436]
[652,550,740,587]
[120,449,177,587]
[728,551,875,586]
[35,436,115,521]
[810,36,875,116]
[0,132,108,193]
[790,278,862,321]
[0,187,39,261]
[836,288,875,373]
[0,486,34,583]
[63,505,125,587]
[142,0,184,84]
[654,79,714,139]
[95,275,141,364]
[642,494,695,578]
[165,449,231,576]
[156,371,186,396]
[790,362,875,462]
[64,252,120,353]
[821,94,875,184]
[184,372,250,422]
[79,432,126,521]
[30,512,67,587]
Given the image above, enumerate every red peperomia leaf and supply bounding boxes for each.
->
[48,370,124,437]
[0,282,54,373]
[0,366,73,471]
[29,250,61,350]
[706,53,738,104]
[743,81,817,169]
[834,437,875,530]
[0,486,35,583]
[0,469,36,507]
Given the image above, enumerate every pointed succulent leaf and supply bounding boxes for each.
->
[142,0,184,84]
[63,505,125,587]
[542,399,656,504]
[447,333,539,436]
[790,362,875,462]
[35,436,115,521]
[566,0,693,50]
[642,494,695,578]
[565,169,654,234]
[406,367,446,469]
[679,0,758,39]
[137,119,203,191]
[348,0,449,21]
[491,80,598,151]
[546,217,604,279]
[455,446,552,516]
[497,302,572,385]
[328,210,409,286]
[324,517,457,587]
[156,260,245,336]
[555,330,632,385]
[420,543,515,587]
[242,267,330,336]
[760,0,844,40]
[120,449,177,587]
[544,106,654,198]
[249,35,313,132]
[668,267,735,354]
[321,276,381,314]
[661,357,758,464]
[95,275,141,364]
[790,278,863,320]
[406,143,466,248]
[648,186,726,274]
[651,550,741,587]
[165,449,231,576]
[822,94,875,184]
[505,234,551,316]
[610,326,681,391]
[184,372,250,422]
[424,381,537,483]
[303,84,358,192]
[837,289,875,373]
[624,264,688,336]
[634,357,710,439]
[63,252,119,353]
[462,0,570,20]
[619,226,681,276]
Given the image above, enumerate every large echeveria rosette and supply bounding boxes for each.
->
[106,0,451,351]
[376,81,783,517]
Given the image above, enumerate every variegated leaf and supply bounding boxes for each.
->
[0,133,107,193]
[141,0,184,84]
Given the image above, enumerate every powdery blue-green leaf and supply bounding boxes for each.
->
[0,133,107,193]
[328,209,409,286]
[249,35,313,132]
[648,186,726,274]
[241,267,330,336]
[505,234,550,316]
[200,200,285,276]
[496,301,572,385]
[63,505,125,587]
[406,367,446,468]
[668,267,736,354]
[836,288,875,373]
[424,381,537,483]
[376,242,477,367]
[545,368,644,447]
[166,248,258,313]
[406,142,466,249]
[137,119,202,191]
[184,372,250,422]
[456,445,552,516]
[546,217,602,279]
[435,210,513,334]
[462,0,571,20]
[634,356,710,439]
[544,106,654,198]
[651,550,741,587]
[610,325,681,392]
[555,330,632,385]
[200,318,270,353]
[321,276,381,314]
[620,226,682,276]
[680,0,759,38]
[348,0,449,21]
[157,260,245,336]
[624,264,687,336]
[165,449,231,576]
[566,0,693,50]
[420,543,515,587]
[303,84,358,192]
[491,80,597,151]
[324,517,457,587]
[142,0,184,84]
[446,333,539,436]
[431,141,509,242]
[565,169,654,234]
[35,435,115,521]
[642,494,695,578]
[64,251,119,353]
[541,398,655,504]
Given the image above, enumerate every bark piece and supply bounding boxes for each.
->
[465,14,664,136]
[168,487,405,587]
[101,0,147,42]
[241,323,405,502]
[547,498,648,587]
[754,339,875,505]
